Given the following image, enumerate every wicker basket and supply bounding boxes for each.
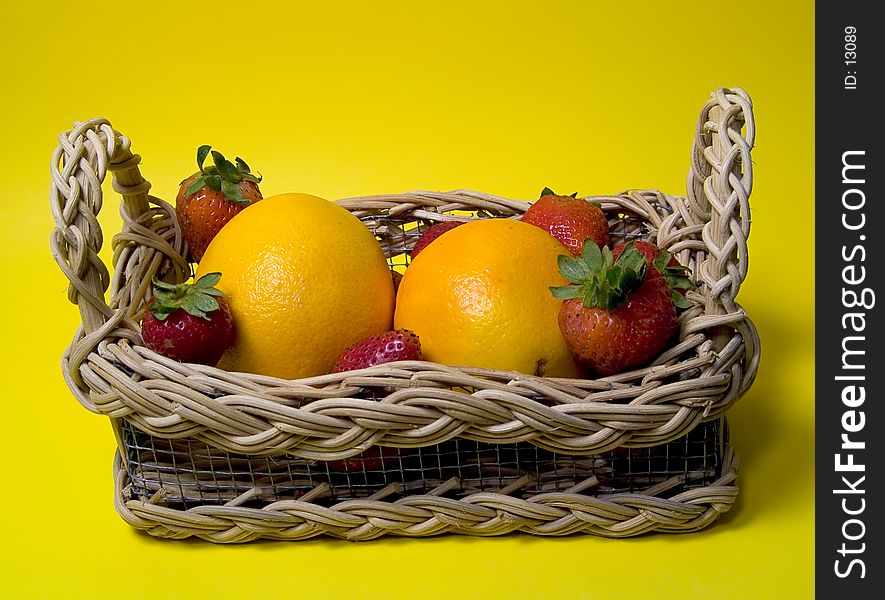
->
[50,87,759,542]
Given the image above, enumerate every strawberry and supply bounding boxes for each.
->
[551,242,690,376]
[325,447,400,472]
[176,145,262,262]
[410,221,463,259]
[521,187,610,255]
[141,272,235,366]
[612,240,694,307]
[333,329,422,372]
[328,329,421,470]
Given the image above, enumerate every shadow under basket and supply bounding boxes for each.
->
[116,418,737,541]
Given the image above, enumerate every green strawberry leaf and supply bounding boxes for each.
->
[221,179,248,206]
[651,247,696,307]
[148,298,171,316]
[196,145,212,171]
[623,269,644,293]
[201,287,227,297]
[181,306,208,320]
[236,157,251,174]
[653,250,672,273]
[189,294,220,315]
[152,290,178,302]
[615,243,647,275]
[550,285,582,299]
[605,267,622,289]
[672,292,694,309]
[669,278,694,290]
[602,245,616,266]
[186,175,209,197]
[152,276,179,291]
[195,272,222,288]
[557,255,590,284]
[540,187,556,198]
[569,192,578,198]
[203,174,223,191]
[581,241,605,273]
[212,151,243,182]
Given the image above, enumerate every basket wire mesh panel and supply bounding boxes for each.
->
[121,418,724,509]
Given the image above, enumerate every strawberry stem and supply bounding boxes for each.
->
[550,241,647,311]
[539,186,579,199]
[183,145,262,205]
[149,272,228,321]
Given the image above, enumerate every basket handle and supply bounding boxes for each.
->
[50,118,188,401]
[686,88,755,323]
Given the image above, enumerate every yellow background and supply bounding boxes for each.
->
[1,1,813,598]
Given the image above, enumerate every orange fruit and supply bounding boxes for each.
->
[394,218,579,377]
[197,193,394,379]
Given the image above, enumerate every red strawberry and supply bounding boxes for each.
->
[612,240,694,307]
[327,329,420,470]
[410,221,463,259]
[176,145,262,262]
[333,329,422,372]
[551,242,687,376]
[141,272,235,365]
[325,447,400,472]
[521,187,610,255]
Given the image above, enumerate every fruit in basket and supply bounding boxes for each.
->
[552,242,681,376]
[333,329,422,372]
[176,145,263,262]
[140,272,235,365]
[520,187,610,256]
[394,219,579,377]
[410,221,463,259]
[612,240,694,308]
[196,193,395,379]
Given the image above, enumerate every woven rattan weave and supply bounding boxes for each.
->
[51,87,758,541]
